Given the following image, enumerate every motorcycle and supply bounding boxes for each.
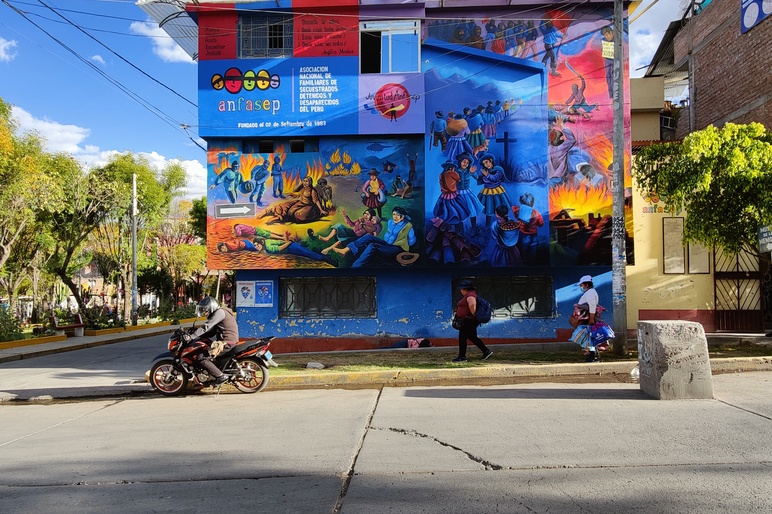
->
[149,326,278,396]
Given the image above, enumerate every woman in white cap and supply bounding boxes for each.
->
[576,275,600,361]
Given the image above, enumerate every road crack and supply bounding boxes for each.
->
[375,426,503,470]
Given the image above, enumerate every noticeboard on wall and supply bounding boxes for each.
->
[688,242,711,274]
[663,217,685,274]
[236,280,274,308]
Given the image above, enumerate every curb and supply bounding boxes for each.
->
[0,328,178,364]
[2,357,771,403]
[266,357,772,390]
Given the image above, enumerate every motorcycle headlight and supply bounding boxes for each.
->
[168,339,181,352]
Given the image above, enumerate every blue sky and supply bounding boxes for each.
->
[0,0,680,200]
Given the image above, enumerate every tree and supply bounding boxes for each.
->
[0,98,62,272]
[40,155,117,311]
[189,196,207,241]
[155,199,205,306]
[633,123,772,261]
[91,154,186,320]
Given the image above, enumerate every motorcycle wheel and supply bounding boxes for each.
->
[150,360,188,396]
[233,358,269,393]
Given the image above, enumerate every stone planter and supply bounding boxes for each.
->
[0,334,67,350]
[83,317,200,336]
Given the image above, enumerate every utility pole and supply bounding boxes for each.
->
[612,0,628,355]
[131,173,138,326]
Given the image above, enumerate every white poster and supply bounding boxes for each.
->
[236,281,256,307]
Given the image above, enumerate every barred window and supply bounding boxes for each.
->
[240,14,293,59]
[280,277,377,318]
[453,276,554,319]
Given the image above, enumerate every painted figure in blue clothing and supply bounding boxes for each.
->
[493,100,504,124]
[489,204,523,266]
[476,153,512,227]
[464,106,486,150]
[330,206,417,267]
[248,161,270,206]
[521,20,538,60]
[513,20,526,56]
[481,103,497,139]
[433,160,471,232]
[430,110,448,151]
[540,20,563,76]
[455,152,484,231]
[210,160,243,204]
[504,20,516,56]
[443,113,474,162]
[271,155,285,198]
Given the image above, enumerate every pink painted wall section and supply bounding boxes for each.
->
[638,310,715,333]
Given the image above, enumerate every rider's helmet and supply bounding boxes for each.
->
[196,296,220,318]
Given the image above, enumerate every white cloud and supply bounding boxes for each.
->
[11,106,206,199]
[130,21,194,64]
[138,151,208,200]
[629,0,686,78]
[91,54,106,65]
[12,105,91,154]
[0,36,18,62]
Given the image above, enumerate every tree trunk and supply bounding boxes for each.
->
[119,267,132,321]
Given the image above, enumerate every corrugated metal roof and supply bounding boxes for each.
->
[136,0,198,60]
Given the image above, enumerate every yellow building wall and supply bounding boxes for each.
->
[627,179,716,331]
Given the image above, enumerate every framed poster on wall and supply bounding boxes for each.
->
[688,242,711,274]
[253,280,274,308]
[663,217,685,274]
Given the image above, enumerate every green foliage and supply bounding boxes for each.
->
[633,122,772,257]
[158,299,197,323]
[80,306,124,330]
[189,196,207,241]
[0,307,24,342]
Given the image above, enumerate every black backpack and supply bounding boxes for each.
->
[475,296,492,324]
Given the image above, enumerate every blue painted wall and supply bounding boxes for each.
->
[234,267,613,341]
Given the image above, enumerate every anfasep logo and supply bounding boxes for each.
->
[373,83,412,120]
[211,68,281,94]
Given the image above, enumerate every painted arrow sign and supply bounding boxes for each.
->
[215,203,255,218]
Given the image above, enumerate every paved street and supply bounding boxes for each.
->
[1,341,771,514]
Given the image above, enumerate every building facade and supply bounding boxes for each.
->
[641,0,771,333]
[139,0,635,350]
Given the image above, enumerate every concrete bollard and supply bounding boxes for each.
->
[637,320,714,400]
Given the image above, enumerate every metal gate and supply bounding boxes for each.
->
[713,248,764,332]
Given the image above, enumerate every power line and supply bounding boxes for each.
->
[36,0,196,108]
[2,0,186,134]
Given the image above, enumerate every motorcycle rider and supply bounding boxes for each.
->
[190,296,240,385]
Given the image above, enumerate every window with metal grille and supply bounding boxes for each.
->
[453,276,554,319]
[279,277,377,318]
[240,14,293,59]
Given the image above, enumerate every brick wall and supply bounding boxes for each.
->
[673,0,771,137]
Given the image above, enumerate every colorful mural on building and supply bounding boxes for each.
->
[206,137,425,270]
[424,7,634,268]
[203,4,633,271]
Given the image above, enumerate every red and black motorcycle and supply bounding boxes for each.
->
[149,326,277,396]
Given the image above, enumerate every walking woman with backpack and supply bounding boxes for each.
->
[452,279,493,362]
